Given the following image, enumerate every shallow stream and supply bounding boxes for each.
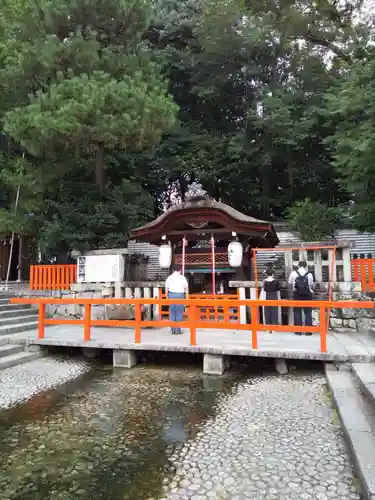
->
[0,359,361,500]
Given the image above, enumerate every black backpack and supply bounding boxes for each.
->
[294,270,311,297]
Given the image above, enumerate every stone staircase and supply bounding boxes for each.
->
[326,363,375,500]
[0,294,40,370]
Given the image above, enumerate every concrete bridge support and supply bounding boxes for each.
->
[113,349,137,368]
[203,353,231,375]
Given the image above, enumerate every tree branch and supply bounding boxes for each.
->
[303,31,352,63]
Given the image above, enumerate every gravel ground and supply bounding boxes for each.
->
[159,373,361,500]
[0,357,91,409]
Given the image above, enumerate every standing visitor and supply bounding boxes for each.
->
[288,261,314,336]
[165,265,189,335]
[262,268,280,332]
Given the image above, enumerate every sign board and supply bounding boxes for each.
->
[77,254,123,283]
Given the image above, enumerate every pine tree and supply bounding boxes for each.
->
[2,0,179,191]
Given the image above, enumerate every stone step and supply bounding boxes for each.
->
[325,364,375,500]
[0,307,34,319]
[0,321,38,336]
[352,363,375,413]
[0,293,17,299]
[0,303,32,312]
[0,313,38,327]
[0,334,26,346]
[0,343,23,359]
[0,351,40,371]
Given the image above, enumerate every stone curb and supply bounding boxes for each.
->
[325,364,375,500]
[352,363,375,413]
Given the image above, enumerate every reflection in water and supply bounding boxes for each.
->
[0,364,242,500]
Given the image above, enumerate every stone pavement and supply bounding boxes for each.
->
[0,357,90,409]
[11,325,375,362]
[157,373,360,500]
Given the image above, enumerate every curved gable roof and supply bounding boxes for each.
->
[131,196,279,247]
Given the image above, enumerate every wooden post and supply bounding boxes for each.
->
[251,304,258,349]
[352,258,359,282]
[38,303,45,339]
[320,306,327,353]
[135,303,141,344]
[360,260,367,291]
[84,304,91,341]
[326,247,336,333]
[71,264,76,287]
[47,265,52,290]
[52,266,56,290]
[30,265,35,290]
[328,246,337,284]
[190,303,196,346]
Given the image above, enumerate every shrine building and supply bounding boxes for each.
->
[131,193,279,295]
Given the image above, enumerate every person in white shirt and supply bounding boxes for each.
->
[165,265,189,335]
[288,261,314,336]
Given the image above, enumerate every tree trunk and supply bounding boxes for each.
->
[95,142,105,191]
[17,235,22,282]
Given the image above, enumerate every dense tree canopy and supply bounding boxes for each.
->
[0,0,373,254]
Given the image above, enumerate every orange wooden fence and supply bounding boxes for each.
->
[30,265,77,290]
[10,296,375,353]
[159,292,240,322]
[351,258,375,292]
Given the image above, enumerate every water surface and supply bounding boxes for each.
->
[0,361,241,500]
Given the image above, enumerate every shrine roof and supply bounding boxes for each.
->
[131,196,279,247]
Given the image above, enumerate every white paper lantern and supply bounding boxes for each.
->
[228,241,243,267]
[159,243,172,269]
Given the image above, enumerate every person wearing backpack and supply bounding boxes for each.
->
[288,261,314,335]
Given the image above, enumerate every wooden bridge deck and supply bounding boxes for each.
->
[11,326,375,362]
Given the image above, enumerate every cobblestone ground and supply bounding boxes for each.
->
[158,373,360,500]
[0,357,90,409]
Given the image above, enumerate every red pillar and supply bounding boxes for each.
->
[211,236,216,295]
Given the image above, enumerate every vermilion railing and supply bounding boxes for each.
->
[30,265,77,290]
[159,292,240,322]
[351,258,375,292]
[10,297,375,353]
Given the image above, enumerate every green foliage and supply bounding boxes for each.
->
[285,198,342,241]
[5,69,178,156]
[0,0,374,253]
[2,0,178,187]
[0,145,45,235]
[0,0,178,250]
[323,53,375,231]
[140,0,356,217]
[39,178,153,253]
